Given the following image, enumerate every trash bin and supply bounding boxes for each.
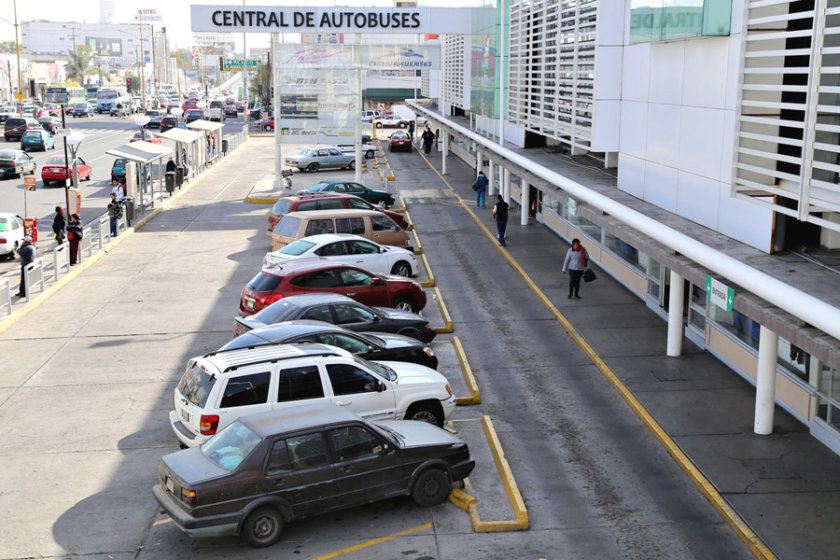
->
[165,171,176,194]
[122,197,135,226]
[222,138,229,155]
[175,166,184,187]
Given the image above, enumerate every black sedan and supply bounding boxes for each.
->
[153,404,474,547]
[0,149,36,179]
[219,320,438,369]
[233,293,436,343]
[37,116,61,135]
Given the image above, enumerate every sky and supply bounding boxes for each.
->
[1,0,485,52]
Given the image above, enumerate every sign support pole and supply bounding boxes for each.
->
[354,39,362,183]
[272,32,283,190]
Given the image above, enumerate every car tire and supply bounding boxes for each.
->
[399,122,407,128]
[411,468,450,507]
[365,149,374,159]
[405,401,445,427]
[391,261,412,277]
[306,163,319,172]
[347,160,355,170]
[397,327,423,341]
[240,506,284,548]
[392,295,417,313]
[375,122,382,128]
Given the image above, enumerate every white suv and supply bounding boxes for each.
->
[170,343,455,447]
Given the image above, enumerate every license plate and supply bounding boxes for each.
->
[166,477,174,493]
[180,409,190,424]
[246,299,254,309]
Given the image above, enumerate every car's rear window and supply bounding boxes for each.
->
[201,422,261,471]
[274,216,301,237]
[177,362,216,407]
[6,118,24,127]
[0,217,8,231]
[254,299,301,324]
[279,239,315,256]
[271,199,292,216]
[46,156,67,165]
[248,272,283,292]
[0,152,14,160]
[22,131,40,138]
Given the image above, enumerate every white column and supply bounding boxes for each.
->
[271,32,282,190]
[754,325,779,435]
[488,160,496,196]
[503,167,511,204]
[666,270,685,357]
[354,41,362,183]
[442,132,448,175]
[476,149,483,175]
[520,179,530,226]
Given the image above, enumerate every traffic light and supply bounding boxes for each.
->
[219,56,225,72]
[126,77,132,89]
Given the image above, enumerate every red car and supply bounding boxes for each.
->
[238,259,426,317]
[267,192,408,234]
[130,131,161,144]
[388,131,412,152]
[41,155,92,187]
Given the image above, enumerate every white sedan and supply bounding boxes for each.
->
[263,233,418,277]
[0,212,25,260]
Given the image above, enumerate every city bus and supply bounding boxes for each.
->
[46,86,86,106]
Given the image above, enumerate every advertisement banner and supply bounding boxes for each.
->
[470,35,496,118]
[362,45,439,70]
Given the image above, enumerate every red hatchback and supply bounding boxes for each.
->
[267,192,408,234]
[41,155,92,186]
[388,130,412,152]
[238,259,426,317]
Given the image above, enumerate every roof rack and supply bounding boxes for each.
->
[202,343,343,373]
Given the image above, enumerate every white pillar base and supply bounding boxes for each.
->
[754,325,779,435]
[666,270,685,357]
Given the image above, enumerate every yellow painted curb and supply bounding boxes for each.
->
[247,196,279,204]
[248,133,274,138]
[433,286,453,334]
[411,228,423,255]
[418,155,774,559]
[453,336,480,405]
[448,488,477,511]
[419,253,435,288]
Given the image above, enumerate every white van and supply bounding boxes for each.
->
[169,343,456,447]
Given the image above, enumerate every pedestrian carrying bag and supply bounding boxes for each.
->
[472,184,479,191]
[583,268,597,283]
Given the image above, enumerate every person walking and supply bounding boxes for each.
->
[562,238,588,299]
[472,171,488,208]
[107,193,122,237]
[52,206,66,244]
[421,128,435,155]
[66,213,82,265]
[492,194,509,247]
[15,236,35,297]
[111,179,125,201]
[407,120,415,142]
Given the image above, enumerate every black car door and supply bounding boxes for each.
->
[330,302,380,331]
[261,431,340,518]
[326,424,404,507]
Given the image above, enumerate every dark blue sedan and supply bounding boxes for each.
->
[302,180,395,207]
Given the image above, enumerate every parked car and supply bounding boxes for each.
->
[301,180,395,206]
[167,343,454,450]
[269,209,410,252]
[21,129,55,151]
[233,293,436,343]
[267,192,407,234]
[71,103,93,118]
[361,109,381,123]
[388,130,412,152]
[0,212,25,259]
[154,404,473,547]
[37,116,61,134]
[0,149,36,178]
[160,116,180,132]
[111,157,151,184]
[130,131,161,143]
[238,258,426,317]
[41,155,92,186]
[218,320,438,369]
[376,113,410,128]
[285,146,355,172]
[4,117,41,141]
[263,234,417,277]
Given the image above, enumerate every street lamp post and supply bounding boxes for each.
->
[66,131,85,216]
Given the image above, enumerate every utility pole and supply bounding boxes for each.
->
[12,0,23,101]
[242,0,248,121]
[137,12,146,110]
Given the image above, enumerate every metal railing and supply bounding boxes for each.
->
[0,278,10,315]
[23,258,44,303]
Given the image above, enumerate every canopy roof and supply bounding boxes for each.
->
[158,128,205,143]
[186,119,224,132]
[105,140,174,163]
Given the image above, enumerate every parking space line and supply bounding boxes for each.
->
[452,336,480,405]
[416,151,775,560]
[432,287,453,334]
[309,522,432,560]
[419,253,435,287]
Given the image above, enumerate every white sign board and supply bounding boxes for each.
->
[362,45,439,70]
[191,6,477,34]
[705,275,734,311]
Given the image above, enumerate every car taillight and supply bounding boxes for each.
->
[0,237,5,244]
[181,487,197,507]
[446,384,453,396]
[199,414,219,435]
[10,161,14,167]
[258,294,282,306]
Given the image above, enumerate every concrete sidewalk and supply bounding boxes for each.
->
[407,146,840,559]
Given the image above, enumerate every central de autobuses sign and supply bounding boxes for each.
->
[191,6,474,33]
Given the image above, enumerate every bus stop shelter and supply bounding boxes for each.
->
[185,120,225,167]
[105,140,175,213]
[158,127,205,177]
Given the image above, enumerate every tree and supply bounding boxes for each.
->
[0,41,20,53]
[250,58,272,109]
[66,46,95,84]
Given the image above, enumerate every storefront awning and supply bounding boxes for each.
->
[158,128,205,143]
[105,140,175,164]
[186,119,225,132]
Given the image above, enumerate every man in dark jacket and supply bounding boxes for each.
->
[492,194,509,247]
[15,236,35,297]
[52,206,66,244]
[421,128,435,155]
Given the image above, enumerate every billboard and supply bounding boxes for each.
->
[86,37,123,56]
[470,35,496,118]
[362,45,439,70]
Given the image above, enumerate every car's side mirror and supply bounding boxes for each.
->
[381,443,391,455]
[377,381,386,392]
[371,277,384,286]
[379,247,388,253]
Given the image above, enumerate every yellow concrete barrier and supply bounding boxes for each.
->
[433,287,453,333]
[452,336,480,405]
[419,253,435,288]
[411,229,423,255]
[448,488,477,511]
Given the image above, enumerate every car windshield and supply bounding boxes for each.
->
[254,299,301,324]
[176,362,215,407]
[353,354,396,381]
[279,239,315,256]
[46,156,67,165]
[201,421,261,471]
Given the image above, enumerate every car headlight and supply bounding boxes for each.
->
[422,347,434,357]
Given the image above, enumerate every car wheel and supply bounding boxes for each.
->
[375,122,382,128]
[240,506,284,548]
[399,122,407,128]
[392,296,417,313]
[84,173,91,181]
[397,327,423,341]
[390,261,412,277]
[347,160,355,170]
[365,149,374,159]
[411,468,450,507]
[405,401,445,427]
[306,162,319,172]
